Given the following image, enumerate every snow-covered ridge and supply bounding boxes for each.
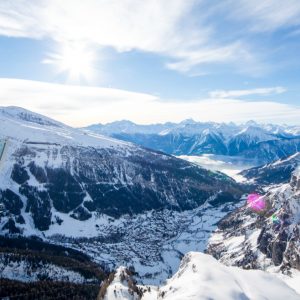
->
[0,106,131,148]
[231,125,278,144]
[100,252,300,299]
[158,252,299,300]
[241,152,300,186]
[99,267,142,300]
[0,106,63,127]
[273,152,300,166]
[86,118,300,139]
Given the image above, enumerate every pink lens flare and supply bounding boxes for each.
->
[247,193,266,212]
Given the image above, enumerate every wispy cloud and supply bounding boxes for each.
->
[225,0,300,32]
[166,43,244,73]
[0,0,265,75]
[0,1,204,58]
[0,79,299,126]
[0,1,299,76]
[209,87,286,99]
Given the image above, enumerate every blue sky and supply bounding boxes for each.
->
[0,0,299,126]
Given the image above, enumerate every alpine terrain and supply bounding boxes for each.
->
[85,120,300,164]
[207,158,300,294]
[97,252,299,300]
[0,106,244,286]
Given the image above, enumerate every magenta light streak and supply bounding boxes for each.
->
[247,193,266,212]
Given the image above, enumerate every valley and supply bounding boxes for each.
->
[0,107,299,299]
[0,107,244,285]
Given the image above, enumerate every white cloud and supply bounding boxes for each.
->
[0,78,299,126]
[0,0,259,74]
[0,1,202,54]
[209,87,286,99]
[0,0,300,75]
[225,0,300,32]
[166,43,242,73]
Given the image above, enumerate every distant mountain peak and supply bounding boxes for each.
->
[245,120,258,126]
[179,118,197,125]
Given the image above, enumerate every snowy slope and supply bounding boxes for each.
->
[0,106,129,148]
[100,252,300,300]
[241,152,300,186]
[0,106,244,230]
[100,267,142,300]
[158,252,299,300]
[0,254,86,283]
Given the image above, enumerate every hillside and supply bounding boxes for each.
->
[241,152,300,186]
[0,106,245,283]
[207,167,300,287]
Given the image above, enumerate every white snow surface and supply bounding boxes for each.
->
[105,253,300,300]
[0,106,131,149]
[104,267,140,300]
[157,252,300,300]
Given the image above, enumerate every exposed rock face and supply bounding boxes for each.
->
[207,168,300,273]
[1,143,243,232]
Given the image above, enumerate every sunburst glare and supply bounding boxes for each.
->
[43,42,96,83]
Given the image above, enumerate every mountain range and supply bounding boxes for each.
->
[85,119,300,164]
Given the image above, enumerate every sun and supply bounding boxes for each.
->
[44,42,96,83]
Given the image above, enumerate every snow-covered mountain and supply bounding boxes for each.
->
[227,125,277,155]
[0,107,243,232]
[241,152,300,186]
[0,106,246,283]
[98,252,300,300]
[207,167,300,288]
[84,120,300,164]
